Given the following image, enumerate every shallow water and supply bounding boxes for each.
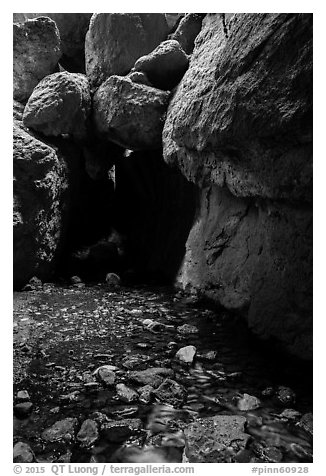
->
[13,284,313,463]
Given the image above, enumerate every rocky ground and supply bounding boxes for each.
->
[13,282,313,463]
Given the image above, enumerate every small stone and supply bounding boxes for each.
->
[138,385,154,404]
[42,418,78,442]
[76,419,99,447]
[94,366,116,386]
[105,272,121,288]
[177,324,198,335]
[279,409,302,420]
[297,412,313,436]
[16,390,30,402]
[128,368,174,388]
[276,386,296,406]
[14,402,33,419]
[237,393,261,411]
[70,275,82,284]
[200,350,217,361]
[262,387,274,397]
[116,383,139,403]
[167,341,178,349]
[122,354,151,370]
[101,418,143,443]
[153,378,187,407]
[175,345,197,364]
[13,442,35,463]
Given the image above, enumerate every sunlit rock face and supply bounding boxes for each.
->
[13,17,61,102]
[163,13,312,359]
[85,13,169,89]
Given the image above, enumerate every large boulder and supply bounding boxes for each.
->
[93,76,170,150]
[133,40,189,90]
[13,13,92,73]
[13,122,68,289]
[23,72,91,140]
[13,17,61,102]
[163,14,312,359]
[169,14,205,54]
[85,13,169,89]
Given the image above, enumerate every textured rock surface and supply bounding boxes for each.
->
[169,14,205,54]
[13,13,92,72]
[13,442,35,463]
[42,418,78,442]
[163,13,312,202]
[93,76,170,150]
[13,17,61,101]
[163,13,312,359]
[184,415,250,462]
[133,40,189,90]
[23,72,91,140]
[85,13,169,89]
[13,122,68,289]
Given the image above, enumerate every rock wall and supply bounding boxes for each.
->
[163,13,313,359]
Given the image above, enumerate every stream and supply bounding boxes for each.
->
[13,283,313,463]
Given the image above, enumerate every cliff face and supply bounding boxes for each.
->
[163,13,313,359]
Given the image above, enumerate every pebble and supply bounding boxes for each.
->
[175,345,197,364]
[76,419,99,447]
[14,402,33,419]
[105,273,121,288]
[116,383,139,403]
[70,276,82,284]
[13,442,35,463]
[237,393,261,411]
[138,385,154,404]
[93,366,116,386]
[16,390,30,402]
[177,324,198,335]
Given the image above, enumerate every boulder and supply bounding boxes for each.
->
[85,13,169,89]
[169,14,205,54]
[93,76,170,150]
[133,40,189,90]
[184,415,250,462]
[13,13,92,73]
[163,14,313,359]
[13,17,61,101]
[23,72,91,140]
[13,123,68,289]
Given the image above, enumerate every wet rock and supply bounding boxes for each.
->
[142,319,172,333]
[276,386,296,406]
[177,324,198,335]
[198,350,217,361]
[105,272,121,288]
[279,409,302,420]
[13,442,35,463]
[297,413,313,437]
[116,383,139,403]
[16,390,31,402]
[128,368,174,388]
[101,418,143,443]
[175,345,196,364]
[13,123,68,289]
[153,378,187,407]
[184,415,249,462]
[85,13,169,89]
[122,354,151,370]
[169,14,204,54]
[13,17,61,101]
[77,419,99,447]
[70,275,82,284]
[23,72,91,140]
[94,366,116,386]
[110,406,139,418]
[138,385,154,404]
[42,418,78,442]
[128,71,152,87]
[14,402,33,419]
[237,393,261,411]
[93,75,170,150]
[133,40,189,90]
